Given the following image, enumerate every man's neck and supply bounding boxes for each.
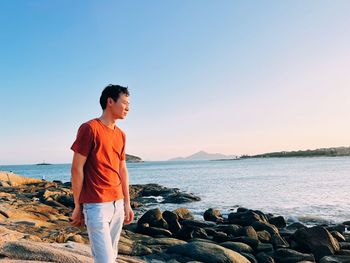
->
[99,113,116,130]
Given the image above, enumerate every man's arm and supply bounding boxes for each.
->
[119,160,134,224]
[70,152,87,226]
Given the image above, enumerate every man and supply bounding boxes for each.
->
[70,84,134,263]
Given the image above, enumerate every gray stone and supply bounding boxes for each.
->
[204,208,223,223]
[269,216,287,228]
[292,226,340,261]
[167,241,250,263]
[0,240,92,263]
[320,255,350,263]
[220,241,254,253]
[273,248,315,263]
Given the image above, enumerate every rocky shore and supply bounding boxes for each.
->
[1,171,350,263]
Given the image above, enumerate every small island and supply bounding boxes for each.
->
[36,162,52,166]
[126,154,143,163]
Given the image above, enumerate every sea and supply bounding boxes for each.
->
[1,157,350,225]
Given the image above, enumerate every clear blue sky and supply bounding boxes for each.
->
[1,1,350,164]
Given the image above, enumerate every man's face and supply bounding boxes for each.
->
[108,94,129,119]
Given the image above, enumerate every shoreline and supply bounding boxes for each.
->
[0,170,347,226]
[1,172,350,262]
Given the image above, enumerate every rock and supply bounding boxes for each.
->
[273,248,315,263]
[0,181,11,187]
[215,224,241,235]
[271,232,289,248]
[229,237,259,250]
[237,207,249,213]
[252,221,279,236]
[269,216,287,228]
[286,222,307,231]
[174,227,195,241]
[173,208,194,220]
[13,220,38,227]
[204,227,228,240]
[256,243,274,253]
[228,210,268,226]
[257,230,271,243]
[167,241,250,263]
[66,234,85,244]
[137,208,168,229]
[341,243,350,250]
[0,227,24,244]
[118,236,152,256]
[343,221,350,226]
[162,192,201,203]
[0,240,92,262]
[291,226,340,261]
[136,224,172,237]
[192,228,208,239]
[327,225,346,234]
[181,219,216,229]
[23,234,42,242]
[332,231,346,242]
[143,237,187,247]
[338,250,350,256]
[320,255,350,263]
[203,208,223,223]
[0,172,41,185]
[256,252,275,263]
[240,252,258,263]
[236,226,258,240]
[162,211,182,234]
[0,210,10,218]
[140,184,175,197]
[220,241,254,254]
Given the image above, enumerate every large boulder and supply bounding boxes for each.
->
[162,211,182,234]
[273,248,315,263]
[320,255,350,263]
[0,240,92,263]
[220,241,254,254]
[236,226,258,240]
[167,241,250,263]
[173,208,194,220]
[162,192,201,203]
[269,216,287,228]
[215,224,242,236]
[204,208,223,223]
[228,210,268,226]
[181,219,216,229]
[137,208,168,229]
[136,224,172,238]
[256,252,275,263]
[0,172,41,185]
[292,226,340,261]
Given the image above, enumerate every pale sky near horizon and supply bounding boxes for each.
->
[1,1,350,165]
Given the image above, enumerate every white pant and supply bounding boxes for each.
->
[83,200,124,263]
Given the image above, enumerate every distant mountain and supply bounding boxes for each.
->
[169,151,236,161]
[126,154,143,163]
[241,146,350,158]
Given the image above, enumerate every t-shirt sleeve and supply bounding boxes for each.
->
[71,123,94,157]
[120,130,126,161]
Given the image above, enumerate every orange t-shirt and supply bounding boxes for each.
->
[71,118,126,204]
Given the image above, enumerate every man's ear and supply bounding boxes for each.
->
[107,97,113,107]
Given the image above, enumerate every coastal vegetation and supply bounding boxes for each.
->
[240,146,350,159]
[126,154,143,162]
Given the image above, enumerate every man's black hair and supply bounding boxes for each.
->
[100,84,129,110]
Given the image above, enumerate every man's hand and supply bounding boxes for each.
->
[124,203,134,225]
[70,205,84,227]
